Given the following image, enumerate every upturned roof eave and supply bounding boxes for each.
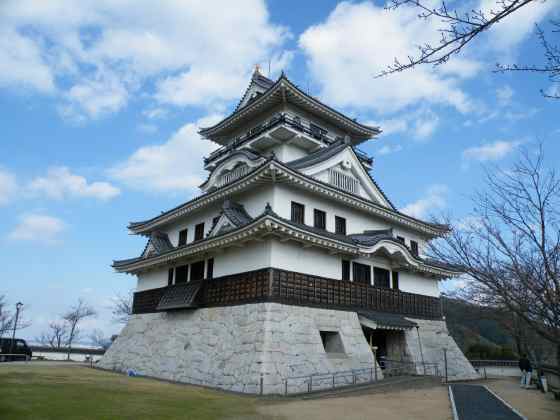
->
[127,159,450,237]
[115,214,460,276]
[198,74,380,139]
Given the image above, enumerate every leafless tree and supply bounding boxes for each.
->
[111,291,132,325]
[380,1,559,98]
[63,299,97,360]
[89,329,112,350]
[0,295,13,337]
[431,145,560,363]
[37,321,67,348]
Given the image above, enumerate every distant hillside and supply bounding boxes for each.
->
[442,297,516,359]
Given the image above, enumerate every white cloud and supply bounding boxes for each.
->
[370,118,408,136]
[462,140,520,163]
[299,2,475,114]
[496,85,514,106]
[377,144,403,156]
[412,111,440,140]
[137,123,158,135]
[400,185,448,219]
[2,0,288,118]
[480,0,558,51]
[143,108,168,120]
[8,213,66,244]
[28,167,120,200]
[0,168,18,206]
[109,115,222,193]
[0,28,56,93]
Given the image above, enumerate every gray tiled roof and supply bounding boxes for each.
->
[358,310,418,329]
[222,200,253,226]
[149,231,174,253]
[286,142,348,169]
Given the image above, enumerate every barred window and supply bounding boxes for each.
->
[178,229,188,246]
[291,202,305,224]
[335,216,346,235]
[410,240,419,256]
[314,209,326,230]
[374,267,390,288]
[352,262,371,285]
[194,223,205,241]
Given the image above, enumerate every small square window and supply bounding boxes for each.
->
[335,216,346,235]
[194,223,205,241]
[410,240,419,256]
[291,202,305,224]
[178,229,188,246]
[314,209,326,230]
[319,331,345,354]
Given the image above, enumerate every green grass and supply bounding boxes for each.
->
[0,364,273,420]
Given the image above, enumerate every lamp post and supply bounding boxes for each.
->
[10,302,23,357]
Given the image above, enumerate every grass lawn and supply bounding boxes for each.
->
[0,363,273,420]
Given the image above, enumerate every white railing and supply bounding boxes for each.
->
[217,165,250,187]
[329,169,359,194]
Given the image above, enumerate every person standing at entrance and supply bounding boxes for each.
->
[518,354,532,389]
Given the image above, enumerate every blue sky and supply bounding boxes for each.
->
[1,0,559,341]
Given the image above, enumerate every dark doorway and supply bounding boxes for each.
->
[363,326,387,367]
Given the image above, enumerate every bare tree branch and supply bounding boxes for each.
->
[62,299,97,360]
[111,291,132,325]
[380,1,559,99]
[430,144,560,362]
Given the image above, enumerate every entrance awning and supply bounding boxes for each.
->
[358,311,417,331]
[156,282,201,311]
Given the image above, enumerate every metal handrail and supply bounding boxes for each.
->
[204,112,343,165]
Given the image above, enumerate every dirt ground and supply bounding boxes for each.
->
[258,380,453,420]
[482,378,560,420]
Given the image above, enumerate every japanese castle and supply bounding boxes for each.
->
[100,69,478,393]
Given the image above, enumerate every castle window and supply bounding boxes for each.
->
[178,229,188,246]
[310,123,327,140]
[207,258,214,280]
[314,209,326,230]
[341,260,350,281]
[320,331,345,354]
[392,271,400,290]
[352,262,371,285]
[335,216,347,235]
[374,267,390,288]
[410,240,419,256]
[175,265,188,284]
[190,261,205,281]
[194,223,205,241]
[291,202,305,224]
[329,169,358,194]
[218,164,250,187]
[396,236,405,244]
[168,268,174,286]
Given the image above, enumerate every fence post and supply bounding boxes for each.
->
[284,379,288,396]
[308,376,312,393]
[260,374,263,395]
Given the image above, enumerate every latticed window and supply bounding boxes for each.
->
[335,216,346,235]
[217,164,250,187]
[178,229,188,246]
[410,240,419,256]
[190,261,205,281]
[194,223,205,241]
[374,267,390,288]
[352,262,371,285]
[329,169,358,194]
[341,260,350,281]
[291,202,305,224]
[314,209,326,229]
[175,265,188,283]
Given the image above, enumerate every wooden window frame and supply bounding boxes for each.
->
[352,262,371,285]
[313,209,326,230]
[341,260,350,281]
[374,267,391,288]
[392,271,400,290]
[410,240,419,256]
[291,201,305,224]
[335,216,346,235]
[178,229,188,246]
[194,222,205,241]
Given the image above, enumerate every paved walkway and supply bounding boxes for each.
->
[450,384,526,420]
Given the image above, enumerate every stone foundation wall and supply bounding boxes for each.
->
[99,303,379,394]
[403,317,479,381]
[99,304,477,393]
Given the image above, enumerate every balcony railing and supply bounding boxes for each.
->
[132,268,442,319]
[204,113,340,166]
